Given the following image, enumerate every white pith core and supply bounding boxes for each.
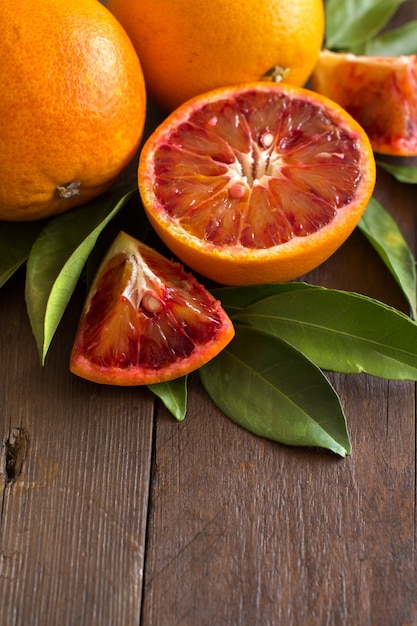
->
[230,132,287,190]
[120,252,163,313]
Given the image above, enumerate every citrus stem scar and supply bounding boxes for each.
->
[261,66,291,83]
[56,180,81,199]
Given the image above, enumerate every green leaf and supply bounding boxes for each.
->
[365,20,417,55]
[325,0,406,50]
[199,325,351,457]
[0,221,45,288]
[148,376,188,421]
[377,161,417,184]
[232,285,417,380]
[212,281,311,316]
[358,198,416,318]
[25,176,137,363]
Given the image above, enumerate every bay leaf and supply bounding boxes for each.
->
[148,376,188,421]
[0,220,45,288]
[365,20,417,55]
[25,175,137,363]
[325,0,407,50]
[358,198,416,318]
[232,286,417,380]
[212,281,310,315]
[199,325,351,457]
[377,161,417,184]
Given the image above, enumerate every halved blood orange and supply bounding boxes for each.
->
[311,50,417,156]
[70,231,235,385]
[138,82,376,286]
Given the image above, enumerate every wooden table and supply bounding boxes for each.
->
[1,6,417,625]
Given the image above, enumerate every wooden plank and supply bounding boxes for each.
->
[142,371,416,625]
[0,277,155,626]
[142,4,417,622]
[1,4,417,625]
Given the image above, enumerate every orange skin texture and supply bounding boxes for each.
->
[0,0,146,221]
[107,0,325,111]
[138,83,376,286]
[312,51,417,156]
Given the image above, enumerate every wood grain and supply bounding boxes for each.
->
[1,3,417,625]
[1,278,155,625]
[141,4,417,620]
[142,373,416,626]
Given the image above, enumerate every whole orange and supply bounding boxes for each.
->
[107,0,325,111]
[0,0,146,221]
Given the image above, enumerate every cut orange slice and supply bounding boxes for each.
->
[138,82,376,285]
[311,50,417,156]
[70,231,235,385]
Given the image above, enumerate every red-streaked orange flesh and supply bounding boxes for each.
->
[138,82,376,285]
[312,50,417,156]
[70,231,235,385]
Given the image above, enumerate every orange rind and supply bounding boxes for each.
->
[138,83,376,285]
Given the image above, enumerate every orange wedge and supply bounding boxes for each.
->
[70,232,235,385]
[312,50,417,156]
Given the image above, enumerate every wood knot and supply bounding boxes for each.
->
[2,427,29,484]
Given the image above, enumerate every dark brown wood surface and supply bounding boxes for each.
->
[1,4,417,625]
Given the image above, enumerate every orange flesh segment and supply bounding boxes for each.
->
[78,244,232,372]
[152,90,363,249]
[312,52,417,156]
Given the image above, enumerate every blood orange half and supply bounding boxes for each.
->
[138,82,376,285]
[311,50,417,156]
[70,231,235,385]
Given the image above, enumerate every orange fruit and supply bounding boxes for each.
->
[70,231,235,385]
[0,0,146,221]
[138,83,376,286]
[311,50,417,156]
[106,0,325,111]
